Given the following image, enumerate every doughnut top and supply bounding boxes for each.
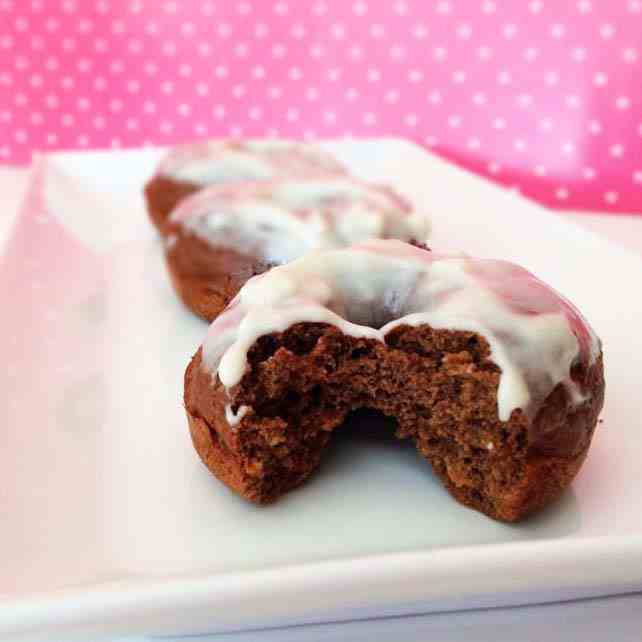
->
[202,240,600,422]
[157,139,347,185]
[170,178,430,265]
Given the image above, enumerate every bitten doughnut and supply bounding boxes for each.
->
[163,179,430,322]
[184,240,604,522]
[144,139,348,231]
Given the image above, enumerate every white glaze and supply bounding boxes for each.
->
[202,240,599,422]
[170,179,430,265]
[158,139,346,185]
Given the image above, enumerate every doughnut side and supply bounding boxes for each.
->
[144,175,200,232]
[184,323,604,521]
[166,233,274,322]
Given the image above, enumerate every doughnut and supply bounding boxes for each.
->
[144,139,348,231]
[184,240,604,522]
[162,178,430,322]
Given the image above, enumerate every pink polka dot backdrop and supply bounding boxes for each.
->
[1,0,641,213]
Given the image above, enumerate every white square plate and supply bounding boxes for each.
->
[1,139,641,639]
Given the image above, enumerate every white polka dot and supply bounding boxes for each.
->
[217,23,231,38]
[143,101,156,114]
[517,93,533,108]
[61,76,75,90]
[231,84,247,98]
[452,70,466,84]
[306,87,320,101]
[409,69,424,83]
[327,68,341,81]
[367,68,381,82]
[523,47,539,62]
[93,116,106,129]
[577,0,592,12]
[323,111,337,123]
[179,63,192,77]
[492,117,506,130]
[45,18,59,32]
[237,1,252,14]
[488,161,501,174]
[572,49,590,67]
[201,2,216,16]
[14,93,27,106]
[622,47,638,63]
[127,79,140,93]
[215,65,229,78]
[467,137,481,150]
[349,45,363,60]
[503,24,518,39]
[352,1,368,15]
[565,94,581,109]
[604,191,619,204]
[633,170,642,184]
[275,1,290,14]
[194,123,208,136]
[144,62,158,75]
[362,112,377,126]
[291,23,306,39]
[433,46,447,61]
[555,187,569,200]
[610,144,624,158]
[561,141,576,156]
[14,130,27,143]
[30,112,43,125]
[600,23,616,39]
[96,0,110,13]
[545,71,559,86]
[497,70,512,85]
[331,23,346,40]
[514,139,527,152]
[370,24,385,38]
[345,88,359,101]
[60,114,74,127]
[288,67,303,81]
[457,24,472,39]
[272,44,286,58]
[196,82,209,96]
[309,44,324,58]
[177,103,190,116]
[413,24,428,39]
[161,81,174,94]
[616,96,631,110]
[629,0,642,12]
[533,165,547,176]
[593,72,608,87]
[550,24,566,39]
[404,114,419,127]
[254,23,269,38]
[390,45,405,60]
[447,115,462,128]
[435,1,451,14]
[385,89,400,103]
[529,0,543,12]
[482,0,496,12]
[248,106,262,120]
[213,105,226,119]
[286,107,299,122]
[45,94,59,109]
[583,167,597,180]
[389,0,407,13]
[477,46,492,60]
[234,43,249,58]
[588,120,602,134]
[126,118,139,130]
[268,86,282,99]
[472,92,487,106]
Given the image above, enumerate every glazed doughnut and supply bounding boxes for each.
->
[184,240,604,522]
[144,139,348,231]
[163,178,430,322]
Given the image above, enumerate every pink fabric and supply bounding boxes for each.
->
[0,0,641,213]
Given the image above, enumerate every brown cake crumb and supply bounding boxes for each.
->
[184,322,604,522]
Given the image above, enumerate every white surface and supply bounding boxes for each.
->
[0,140,642,640]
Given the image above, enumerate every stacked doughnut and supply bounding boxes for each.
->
[147,139,604,522]
[145,139,430,321]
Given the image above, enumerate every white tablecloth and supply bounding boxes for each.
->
[2,167,641,642]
